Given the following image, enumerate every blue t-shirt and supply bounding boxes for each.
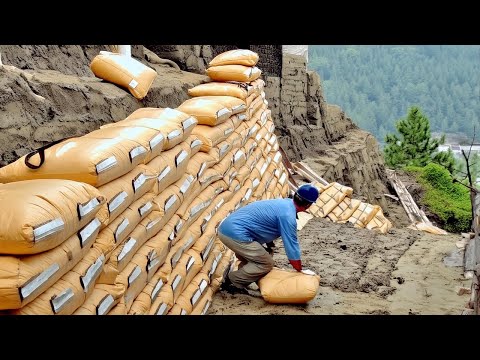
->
[218,198,300,261]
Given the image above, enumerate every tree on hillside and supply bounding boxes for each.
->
[383,106,455,173]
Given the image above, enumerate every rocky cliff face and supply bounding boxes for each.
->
[0,45,390,209]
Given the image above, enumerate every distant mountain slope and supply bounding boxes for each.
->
[308,45,480,144]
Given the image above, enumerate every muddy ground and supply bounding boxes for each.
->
[208,199,470,315]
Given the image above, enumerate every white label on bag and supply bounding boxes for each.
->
[191,139,202,149]
[165,195,177,212]
[151,279,164,301]
[156,303,168,315]
[158,166,171,181]
[168,129,182,140]
[33,218,65,242]
[118,238,137,262]
[180,175,194,194]
[217,108,231,121]
[176,150,188,166]
[139,201,152,217]
[21,263,60,300]
[78,198,100,219]
[129,79,138,89]
[109,191,128,214]
[186,256,195,272]
[224,127,233,136]
[81,254,105,292]
[130,146,147,161]
[115,218,129,242]
[96,156,117,174]
[79,218,101,247]
[51,288,74,314]
[133,173,147,192]
[128,266,142,286]
[150,133,164,150]
[97,295,115,315]
[183,117,197,130]
[274,151,282,163]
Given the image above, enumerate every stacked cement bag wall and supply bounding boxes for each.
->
[0,49,290,314]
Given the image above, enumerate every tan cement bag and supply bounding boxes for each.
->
[258,267,320,304]
[128,268,168,315]
[107,297,127,315]
[209,49,259,67]
[0,136,146,186]
[226,131,244,151]
[248,95,265,119]
[148,283,174,315]
[0,179,108,255]
[83,125,163,164]
[73,282,125,315]
[152,185,182,222]
[193,95,247,115]
[177,97,232,126]
[140,215,179,279]
[365,208,393,234]
[206,65,261,82]
[250,78,266,95]
[170,272,210,315]
[188,82,252,100]
[198,168,224,190]
[199,242,224,279]
[191,286,214,315]
[134,218,174,282]
[99,222,149,284]
[245,92,258,108]
[213,141,233,163]
[90,52,156,100]
[311,182,353,218]
[103,113,194,151]
[327,197,362,223]
[232,149,246,170]
[98,164,156,222]
[93,205,144,261]
[172,173,198,203]
[115,258,148,312]
[0,217,101,310]
[243,138,258,159]
[234,122,250,146]
[177,250,203,293]
[210,248,235,292]
[125,107,197,140]
[187,151,217,179]
[348,202,381,229]
[11,247,106,315]
[213,150,234,177]
[192,121,236,153]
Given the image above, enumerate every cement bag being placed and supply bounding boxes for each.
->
[90,52,157,100]
[0,136,146,187]
[209,49,259,67]
[177,98,232,126]
[206,65,261,82]
[188,82,253,100]
[0,217,101,310]
[0,179,108,255]
[258,267,320,304]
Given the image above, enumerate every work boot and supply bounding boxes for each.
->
[221,277,250,295]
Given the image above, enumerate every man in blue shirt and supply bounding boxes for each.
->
[218,183,319,295]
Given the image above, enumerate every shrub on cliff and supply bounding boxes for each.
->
[406,163,472,233]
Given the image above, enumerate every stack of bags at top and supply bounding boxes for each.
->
[179,49,290,203]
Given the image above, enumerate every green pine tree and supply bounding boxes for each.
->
[384,106,455,173]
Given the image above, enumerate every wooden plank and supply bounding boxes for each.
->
[293,162,330,186]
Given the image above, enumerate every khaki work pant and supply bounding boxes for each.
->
[218,232,274,288]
